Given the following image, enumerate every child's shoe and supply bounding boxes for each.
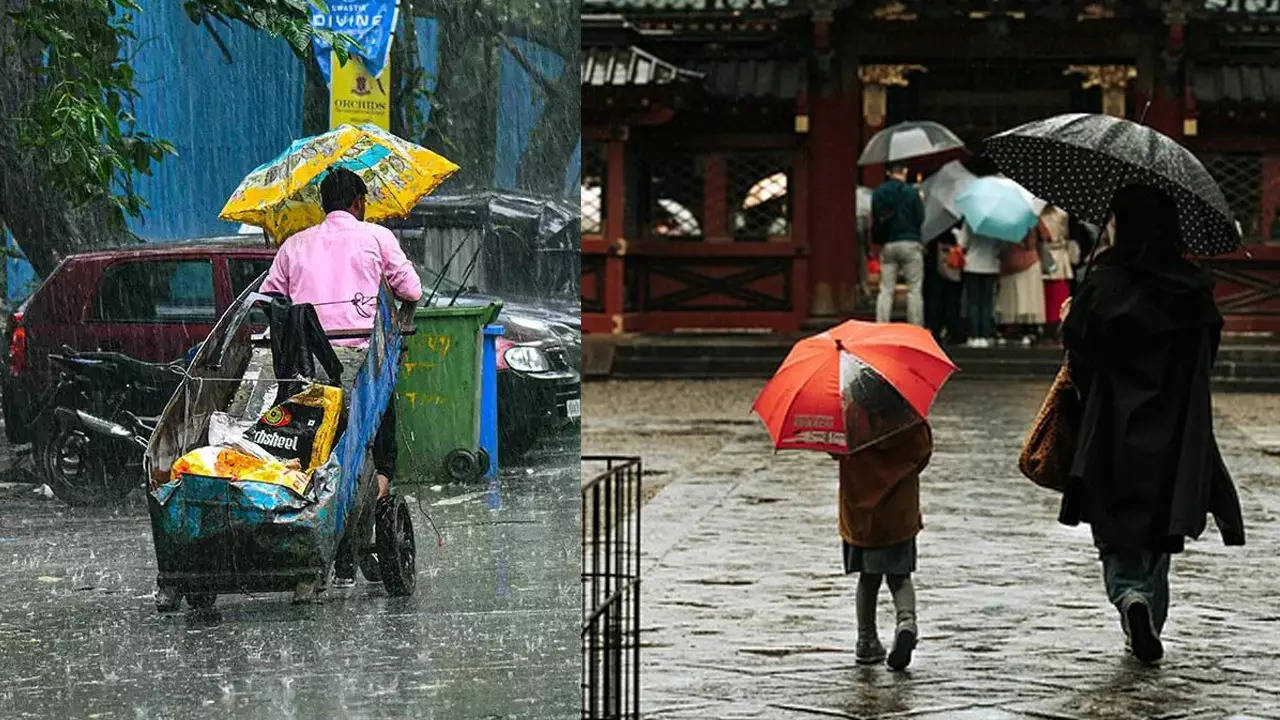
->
[886,624,917,671]
[855,630,886,665]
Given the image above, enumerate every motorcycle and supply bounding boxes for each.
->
[34,347,186,506]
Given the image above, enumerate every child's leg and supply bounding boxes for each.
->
[886,574,916,632]
[855,573,886,663]
[856,573,882,631]
[886,574,918,670]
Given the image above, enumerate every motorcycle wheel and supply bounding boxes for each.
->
[39,428,134,507]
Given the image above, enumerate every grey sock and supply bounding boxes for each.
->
[886,574,917,634]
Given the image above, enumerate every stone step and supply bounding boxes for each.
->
[595,334,1280,391]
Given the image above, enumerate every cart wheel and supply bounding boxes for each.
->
[185,593,216,610]
[444,449,480,482]
[155,587,182,613]
[476,448,491,476]
[358,552,383,583]
[376,496,416,597]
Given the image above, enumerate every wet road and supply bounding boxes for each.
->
[583,379,1280,719]
[0,435,580,720]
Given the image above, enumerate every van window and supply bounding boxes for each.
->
[229,258,274,299]
[91,260,216,322]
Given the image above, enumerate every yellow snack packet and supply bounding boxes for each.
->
[170,446,312,496]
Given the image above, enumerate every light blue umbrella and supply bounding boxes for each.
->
[955,176,1040,243]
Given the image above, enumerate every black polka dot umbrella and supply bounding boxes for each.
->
[984,113,1241,256]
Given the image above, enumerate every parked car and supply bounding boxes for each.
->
[5,202,580,466]
[4,238,275,446]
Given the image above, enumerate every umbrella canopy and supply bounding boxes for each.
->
[985,113,1240,256]
[858,121,966,166]
[920,160,978,242]
[581,185,602,234]
[655,198,701,236]
[220,124,459,243]
[752,320,957,454]
[855,185,874,232]
[955,176,1041,243]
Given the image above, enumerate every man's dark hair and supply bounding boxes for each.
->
[889,162,911,177]
[320,167,367,213]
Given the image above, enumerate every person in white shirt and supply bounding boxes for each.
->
[953,222,1002,347]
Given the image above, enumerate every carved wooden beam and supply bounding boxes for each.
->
[858,64,927,127]
[1065,64,1137,117]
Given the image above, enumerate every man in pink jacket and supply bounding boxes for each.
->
[260,167,422,587]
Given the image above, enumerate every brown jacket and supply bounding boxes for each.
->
[837,423,932,548]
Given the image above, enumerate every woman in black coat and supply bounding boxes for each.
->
[1059,184,1244,665]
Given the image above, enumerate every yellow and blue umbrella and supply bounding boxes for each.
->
[219,123,459,244]
[955,176,1041,243]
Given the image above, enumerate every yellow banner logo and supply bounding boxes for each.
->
[329,49,391,131]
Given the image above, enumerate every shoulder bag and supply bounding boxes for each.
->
[1018,359,1081,492]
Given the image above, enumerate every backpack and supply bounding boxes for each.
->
[871,205,896,247]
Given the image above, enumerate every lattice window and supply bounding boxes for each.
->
[581,142,605,236]
[730,152,792,241]
[648,156,704,239]
[1202,153,1263,244]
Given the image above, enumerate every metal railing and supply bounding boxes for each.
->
[581,455,642,720]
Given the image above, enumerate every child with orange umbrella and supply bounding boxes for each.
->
[753,320,956,670]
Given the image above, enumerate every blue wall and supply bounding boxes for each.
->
[413,17,440,125]
[4,230,38,305]
[121,1,304,241]
[494,37,567,194]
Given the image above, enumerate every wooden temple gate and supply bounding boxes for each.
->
[581,0,1280,335]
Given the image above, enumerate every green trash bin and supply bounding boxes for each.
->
[395,303,501,483]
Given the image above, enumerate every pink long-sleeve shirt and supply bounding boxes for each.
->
[261,211,422,347]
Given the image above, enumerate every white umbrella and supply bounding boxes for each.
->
[855,185,874,228]
[919,160,978,241]
[581,185,603,234]
[858,121,965,166]
[655,198,701,236]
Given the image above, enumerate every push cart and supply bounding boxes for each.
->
[143,283,416,608]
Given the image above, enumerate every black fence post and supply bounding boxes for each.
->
[581,456,642,720]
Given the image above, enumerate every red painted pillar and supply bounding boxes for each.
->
[1140,20,1186,141]
[807,91,861,317]
[1262,155,1280,243]
[702,155,730,243]
[604,137,628,333]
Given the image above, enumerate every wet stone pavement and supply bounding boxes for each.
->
[583,379,1280,720]
[0,436,579,720]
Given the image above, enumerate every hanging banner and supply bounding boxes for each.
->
[310,1,398,84]
[330,50,391,130]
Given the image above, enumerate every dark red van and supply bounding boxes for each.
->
[3,237,274,444]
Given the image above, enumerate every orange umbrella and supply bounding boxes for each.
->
[752,320,957,453]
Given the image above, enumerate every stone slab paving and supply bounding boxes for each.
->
[585,379,1280,719]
